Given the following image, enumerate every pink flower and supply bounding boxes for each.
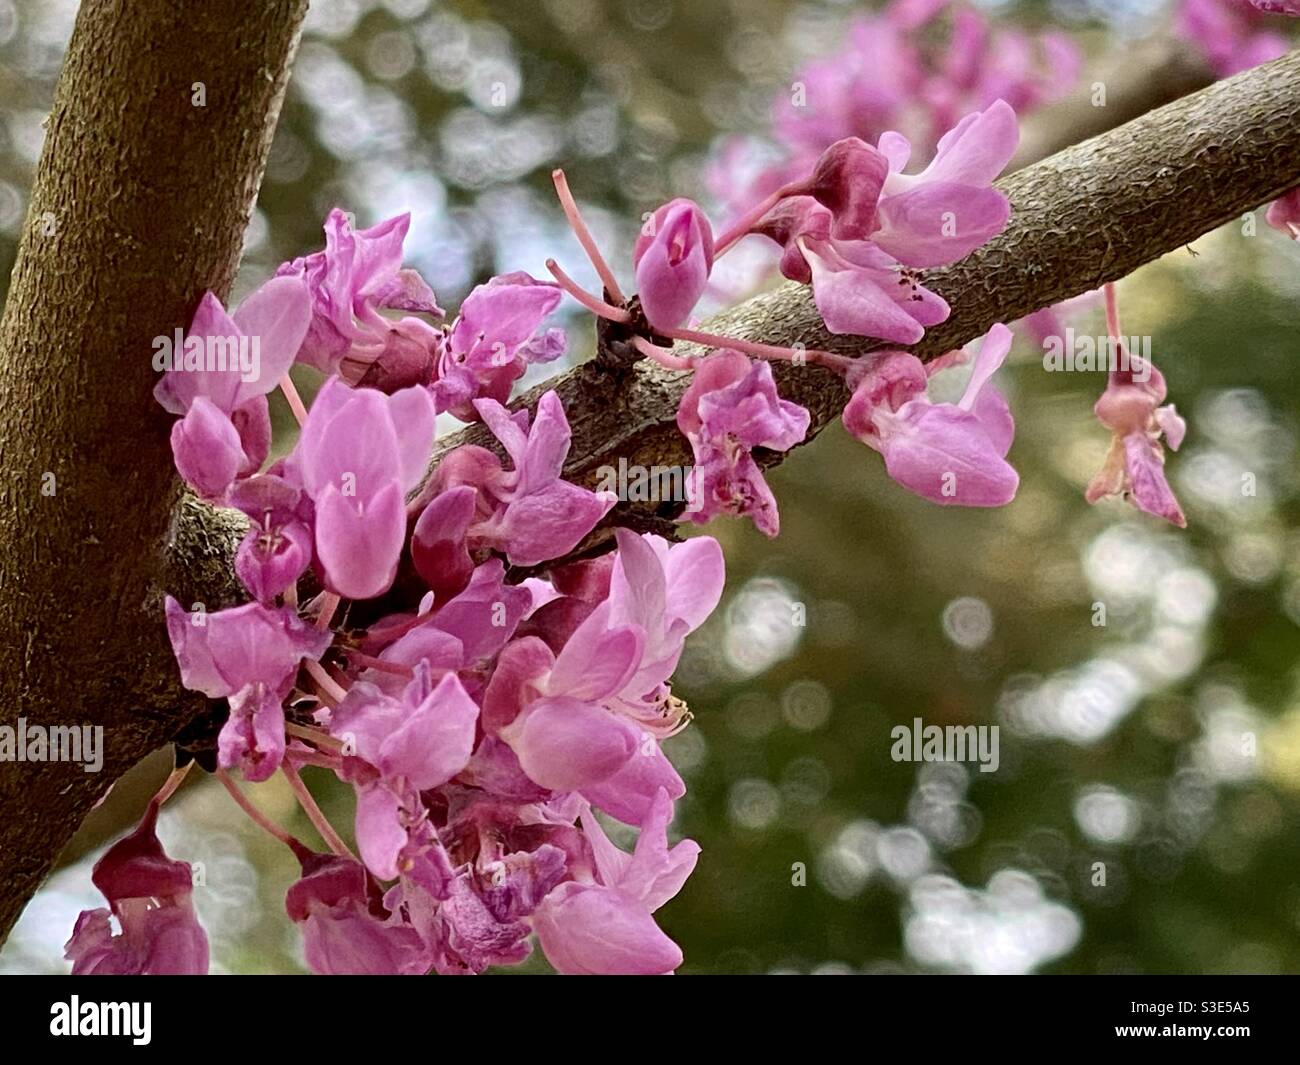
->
[164,597,332,781]
[605,529,725,729]
[290,376,435,599]
[751,101,1015,344]
[871,99,1018,268]
[478,530,722,826]
[843,323,1019,506]
[633,199,716,330]
[676,351,810,535]
[433,272,566,418]
[226,472,313,602]
[331,665,478,887]
[486,611,646,795]
[64,801,208,975]
[154,277,312,500]
[752,196,948,343]
[416,391,615,569]
[276,208,443,378]
[285,852,429,975]
[533,789,698,975]
[367,560,533,691]
[1085,355,1187,528]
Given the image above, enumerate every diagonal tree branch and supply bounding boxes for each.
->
[425,47,1300,558]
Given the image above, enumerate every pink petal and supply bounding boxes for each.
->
[508,697,638,792]
[355,784,407,882]
[230,276,314,401]
[806,246,927,343]
[315,480,406,599]
[380,673,480,790]
[386,385,437,492]
[582,745,686,828]
[881,402,1019,506]
[1123,432,1186,528]
[549,606,645,703]
[170,397,246,501]
[873,182,1010,268]
[533,882,682,975]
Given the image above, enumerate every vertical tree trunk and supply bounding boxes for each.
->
[0,0,307,941]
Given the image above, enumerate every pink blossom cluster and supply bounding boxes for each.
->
[707,0,1079,226]
[72,213,724,976]
[75,11,1225,968]
[557,97,1027,518]
[1177,0,1291,77]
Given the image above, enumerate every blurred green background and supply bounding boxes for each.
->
[2,0,1299,974]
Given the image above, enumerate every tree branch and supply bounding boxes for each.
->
[0,0,308,941]
[433,46,1300,557]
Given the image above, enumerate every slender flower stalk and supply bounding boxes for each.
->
[632,334,696,371]
[217,769,300,849]
[552,168,625,303]
[663,325,855,374]
[314,591,340,630]
[545,259,631,321]
[153,762,192,806]
[282,761,356,861]
[304,659,348,706]
[345,651,415,677]
[282,747,342,770]
[713,180,807,256]
[1103,281,1123,344]
[284,721,347,754]
[279,374,310,428]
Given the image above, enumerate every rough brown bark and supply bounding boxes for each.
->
[0,0,307,940]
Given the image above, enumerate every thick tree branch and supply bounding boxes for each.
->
[0,0,308,941]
